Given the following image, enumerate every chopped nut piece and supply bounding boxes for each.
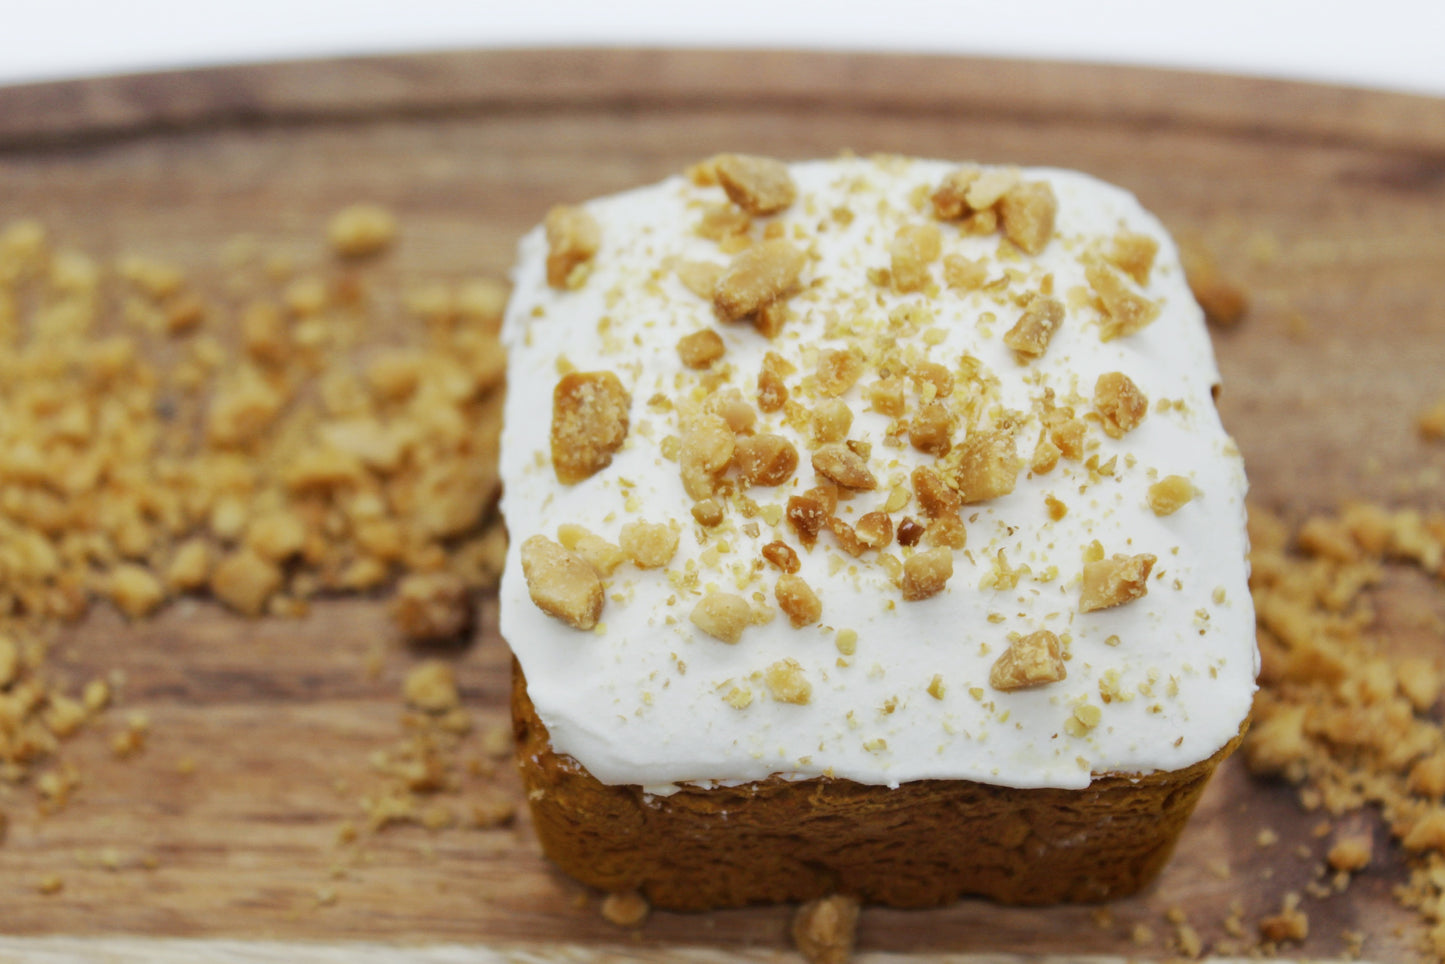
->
[1088,261,1160,340]
[1148,475,1195,516]
[989,630,1067,691]
[211,549,283,616]
[557,525,628,575]
[328,203,397,258]
[1179,236,1247,327]
[865,376,906,416]
[690,591,753,644]
[1080,552,1157,612]
[908,401,954,456]
[600,891,651,928]
[765,658,812,704]
[675,260,725,299]
[1094,372,1148,438]
[713,239,806,322]
[691,499,725,527]
[704,388,757,434]
[792,894,860,964]
[931,167,982,220]
[776,574,822,628]
[1326,834,1372,872]
[676,329,726,369]
[901,547,954,601]
[786,494,829,549]
[734,433,800,487]
[812,444,877,490]
[762,541,801,573]
[814,349,864,398]
[679,412,736,499]
[392,571,473,641]
[403,660,459,713]
[1003,296,1064,361]
[1108,230,1159,285]
[890,223,943,293]
[551,371,631,485]
[855,511,894,550]
[107,564,165,619]
[945,429,1022,504]
[245,510,308,562]
[1419,398,1445,441]
[896,517,925,547]
[910,361,954,398]
[998,181,1057,254]
[924,513,967,549]
[520,535,604,630]
[912,464,961,518]
[619,521,679,569]
[757,365,789,412]
[1258,895,1309,945]
[826,516,868,557]
[942,253,989,291]
[712,153,797,216]
[544,205,601,289]
[811,398,853,443]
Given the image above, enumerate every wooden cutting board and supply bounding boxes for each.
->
[0,49,1443,962]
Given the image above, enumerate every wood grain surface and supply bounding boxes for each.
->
[0,49,1443,961]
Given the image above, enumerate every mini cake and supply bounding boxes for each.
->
[498,154,1257,909]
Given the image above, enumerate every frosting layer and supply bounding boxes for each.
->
[499,156,1257,791]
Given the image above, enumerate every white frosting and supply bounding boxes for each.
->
[499,157,1257,791]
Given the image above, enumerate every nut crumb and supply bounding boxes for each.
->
[945,429,1022,504]
[998,181,1057,255]
[690,591,752,644]
[901,548,954,601]
[989,630,1066,691]
[544,205,600,289]
[328,203,397,258]
[619,521,679,569]
[600,891,650,928]
[765,658,812,704]
[551,371,631,485]
[1003,296,1064,361]
[520,535,604,630]
[713,239,806,324]
[1327,833,1372,872]
[676,329,726,369]
[392,571,472,642]
[1080,552,1157,612]
[792,894,860,964]
[712,153,797,216]
[735,433,800,487]
[776,574,822,628]
[812,444,877,491]
[1179,236,1248,327]
[1147,475,1195,516]
[1088,261,1160,340]
[1094,372,1148,439]
[403,660,459,714]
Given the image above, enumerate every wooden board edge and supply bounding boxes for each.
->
[0,936,1365,964]
[0,48,1442,154]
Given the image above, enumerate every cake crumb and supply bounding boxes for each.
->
[600,890,650,928]
[792,894,860,964]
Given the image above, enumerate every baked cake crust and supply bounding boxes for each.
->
[514,663,1244,910]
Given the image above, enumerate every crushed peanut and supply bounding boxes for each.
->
[392,572,473,642]
[600,890,651,928]
[1080,552,1157,612]
[619,521,679,569]
[811,444,877,491]
[690,591,752,644]
[676,329,726,369]
[1178,236,1248,327]
[734,433,800,487]
[764,658,812,704]
[713,239,806,324]
[1094,372,1148,439]
[1003,296,1064,361]
[944,429,1022,504]
[1088,261,1160,340]
[543,204,601,289]
[776,575,822,628]
[550,371,631,485]
[327,203,397,258]
[901,548,954,601]
[791,894,860,964]
[989,630,1067,691]
[520,536,604,630]
[712,153,797,216]
[890,223,942,293]
[1147,475,1195,516]
[998,181,1057,254]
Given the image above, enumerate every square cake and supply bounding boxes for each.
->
[498,154,1257,908]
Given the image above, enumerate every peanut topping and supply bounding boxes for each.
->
[890,223,943,293]
[825,517,867,558]
[776,574,822,628]
[757,366,789,412]
[911,465,960,518]
[931,167,983,220]
[1108,230,1159,285]
[864,376,906,417]
[619,521,679,569]
[811,398,853,444]
[910,361,954,398]
[908,401,954,456]
[520,535,604,631]
[998,181,1057,255]
[543,205,601,289]
[1087,261,1160,340]
[675,260,725,299]
[1094,371,1148,439]
[676,329,726,369]
[945,429,1022,504]
[713,240,806,324]
[924,514,967,549]
[814,349,864,398]
[896,517,925,547]
[901,547,954,601]
[855,512,894,550]
[327,203,397,258]
[1147,475,1195,516]
[734,433,800,487]
[1003,296,1064,361]
[679,412,735,499]
[811,443,877,491]
[792,895,860,964]
[989,630,1066,691]
[765,658,812,704]
[762,540,801,574]
[712,153,798,216]
[690,591,752,643]
[1080,552,1157,613]
[1178,236,1248,328]
[786,493,829,549]
[551,371,631,485]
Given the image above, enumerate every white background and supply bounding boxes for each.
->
[2,0,1443,96]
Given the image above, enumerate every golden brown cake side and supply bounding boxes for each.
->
[513,664,1244,910]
